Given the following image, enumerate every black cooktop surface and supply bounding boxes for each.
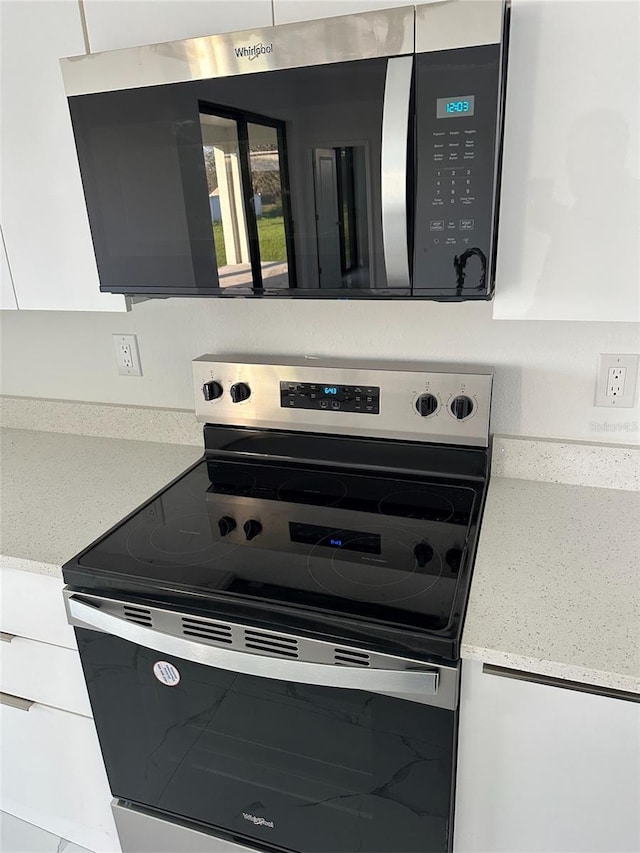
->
[68,452,484,643]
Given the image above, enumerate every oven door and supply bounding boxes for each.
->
[63,8,414,299]
[66,592,458,853]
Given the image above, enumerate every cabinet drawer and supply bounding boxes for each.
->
[0,634,91,717]
[0,697,119,853]
[0,566,75,648]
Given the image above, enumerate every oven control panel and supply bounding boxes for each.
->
[193,355,493,447]
[280,382,380,414]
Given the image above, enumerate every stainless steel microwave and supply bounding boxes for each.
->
[61,1,510,300]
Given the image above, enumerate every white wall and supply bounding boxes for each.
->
[1,299,638,444]
[0,0,638,446]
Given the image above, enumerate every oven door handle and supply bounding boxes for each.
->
[381,55,413,291]
[67,596,444,704]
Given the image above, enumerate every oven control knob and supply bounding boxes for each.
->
[445,547,463,573]
[414,542,434,568]
[450,395,474,420]
[230,382,251,403]
[415,393,438,417]
[243,519,262,541]
[218,516,236,537]
[202,381,223,401]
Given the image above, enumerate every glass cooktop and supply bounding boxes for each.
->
[75,457,481,634]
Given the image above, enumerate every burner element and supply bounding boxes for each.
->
[307,533,445,604]
[149,514,215,555]
[277,475,347,507]
[378,489,455,523]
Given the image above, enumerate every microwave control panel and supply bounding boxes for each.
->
[413,44,505,298]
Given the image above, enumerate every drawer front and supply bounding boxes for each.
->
[0,697,119,853]
[0,566,74,648]
[0,634,91,717]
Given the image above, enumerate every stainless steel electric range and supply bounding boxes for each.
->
[62,356,493,853]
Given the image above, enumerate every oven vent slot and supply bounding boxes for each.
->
[334,648,371,667]
[122,605,152,627]
[181,617,233,644]
[244,629,299,659]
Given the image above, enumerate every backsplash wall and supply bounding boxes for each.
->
[1,298,637,445]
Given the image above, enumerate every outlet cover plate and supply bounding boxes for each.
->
[595,354,639,407]
[113,334,142,377]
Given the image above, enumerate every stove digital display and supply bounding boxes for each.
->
[280,381,380,414]
[289,522,381,554]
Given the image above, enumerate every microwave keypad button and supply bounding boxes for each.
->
[429,220,444,231]
[460,219,474,230]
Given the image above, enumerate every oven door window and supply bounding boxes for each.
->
[78,630,454,853]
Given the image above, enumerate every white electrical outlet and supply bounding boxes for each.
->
[595,354,638,407]
[113,334,142,377]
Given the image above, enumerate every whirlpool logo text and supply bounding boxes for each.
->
[234,42,273,61]
[243,813,275,829]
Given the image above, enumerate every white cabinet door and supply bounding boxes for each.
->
[0,635,92,718]
[0,567,76,650]
[0,1,126,312]
[83,0,273,53]
[493,0,640,322]
[0,226,17,310]
[273,0,411,25]
[0,700,119,853]
[455,660,640,853]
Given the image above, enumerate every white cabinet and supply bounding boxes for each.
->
[0,566,76,649]
[493,0,640,322]
[0,566,119,853]
[454,660,640,852]
[0,226,17,310]
[83,0,273,52]
[0,701,118,853]
[0,635,92,717]
[273,0,411,25]
[0,1,126,312]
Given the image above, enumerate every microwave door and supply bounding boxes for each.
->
[62,6,416,298]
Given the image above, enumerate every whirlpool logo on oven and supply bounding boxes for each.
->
[243,812,275,829]
[234,42,273,61]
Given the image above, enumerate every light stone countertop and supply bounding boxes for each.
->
[462,476,640,693]
[0,428,202,575]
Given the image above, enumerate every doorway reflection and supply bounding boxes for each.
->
[313,146,371,289]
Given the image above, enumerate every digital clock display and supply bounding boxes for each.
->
[324,387,338,395]
[289,523,381,555]
[436,95,475,119]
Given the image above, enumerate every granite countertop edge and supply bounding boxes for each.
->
[460,643,640,695]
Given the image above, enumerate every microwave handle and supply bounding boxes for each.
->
[67,595,442,705]
[381,56,413,290]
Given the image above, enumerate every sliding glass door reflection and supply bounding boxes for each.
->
[200,107,293,291]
